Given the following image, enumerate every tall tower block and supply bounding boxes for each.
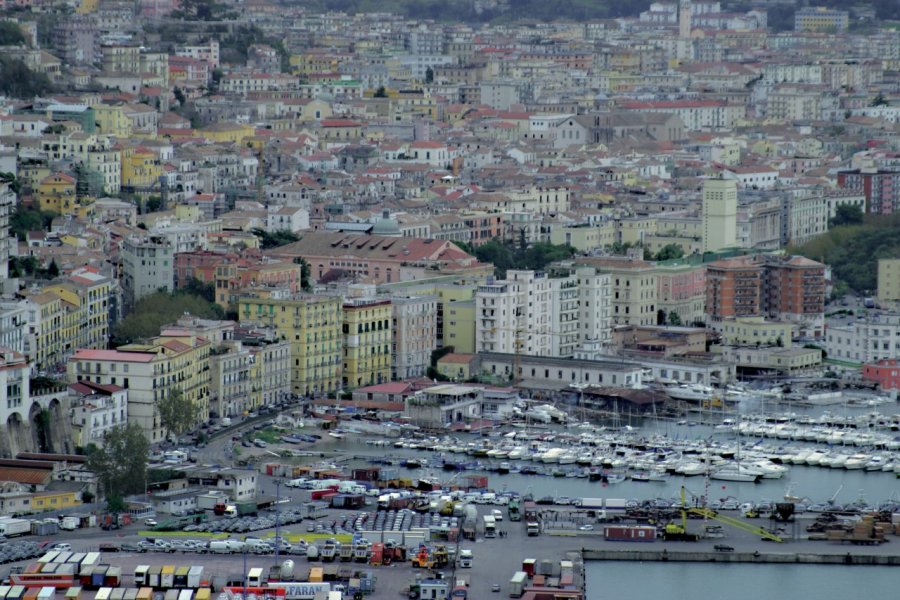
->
[702,178,737,253]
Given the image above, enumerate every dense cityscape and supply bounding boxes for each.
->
[1,1,900,599]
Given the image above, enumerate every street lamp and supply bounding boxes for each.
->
[274,478,282,564]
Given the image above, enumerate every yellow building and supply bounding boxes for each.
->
[617,216,658,247]
[342,297,392,389]
[69,335,211,443]
[77,0,98,13]
[548,222,616,252]
[238,293,343,396]
[200,122,255,144]
[31,490,82,512]
[92,104,132,137]
[22,291,65,371]
[44,267,114,352]
[436,353,476,381]
[435,285,476,354]
[878,258,900,304]
[722,317,795,348]
[121,146,162,193]
[37,172,77,214]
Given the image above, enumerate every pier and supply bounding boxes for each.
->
[582,548,900,565]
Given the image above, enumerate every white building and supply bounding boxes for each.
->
[825,315,900,366]
[69,381,128,448]
[121,234,175,311]
[266,206,310,233]
[475,267,611,359]
[391,294,438,380]
[209,341,252,419]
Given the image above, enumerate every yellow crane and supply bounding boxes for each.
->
[664,486,783,543]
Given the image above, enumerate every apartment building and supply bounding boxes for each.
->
[0,349,30,452]
[391,294,437,380]
[826,315,900,366]
[342,295,392,390]
[68,335,211,443]
[794,6,849,33]
[69,381,128,449]
[121,234,175,311]
[475,267,612,358]
[705,254,826,337]
[836,168,900,215]
[577,257,658,327]
[242,334,291,409]
[208,341,252,419]
[43,267,115,355]
[238,291,343,397]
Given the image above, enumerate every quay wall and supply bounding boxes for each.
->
[583,549,900,566]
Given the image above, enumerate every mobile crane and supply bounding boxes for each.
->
[662,486,783,543]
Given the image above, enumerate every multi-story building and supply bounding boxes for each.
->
[0,301,28,354]
[44,267,115,355]
[577,257,658,327]
[0,183,13,285]
[68,334,211,443]
[794,6,849,33]
[862,358,900,391]
[121,234,175,311]
[836,169,900,215]
[475,268,612,358]
[701,178,737,253]
[37,172,77,215]
[208,341,251,419]
[342,293,392,390]
[827,315,900,366]
[654,260,707,326]
[239,331,291,409]
[877,258,900,304]
[391,294,437,380]
[238,291,343,397]
[721,317,795,348]
[782,191,829,246]
[69,381,128,449]
[706,254,826,337]
[21,291,66,372]
[0,349,30,456]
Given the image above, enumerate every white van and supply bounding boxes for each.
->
[208,541,231,554]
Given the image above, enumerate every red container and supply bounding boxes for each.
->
[604,526,657,542]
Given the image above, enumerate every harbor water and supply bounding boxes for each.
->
[584,562,897,600]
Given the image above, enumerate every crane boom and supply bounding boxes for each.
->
[689,508,783,543]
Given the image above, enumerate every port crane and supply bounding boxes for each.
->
[663,486,784,543]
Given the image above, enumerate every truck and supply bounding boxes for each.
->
[483,515,496,538]
[457,549,473,568]
[218,501,258,517]
[507,498,521,522]
[0,518,32,537]
[198,493,229,512]
[508,571,527,598]
[60,516,80,531]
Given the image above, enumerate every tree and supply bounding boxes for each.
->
[46,259,59,278]
[173,86,186,106]
[146,196,163,212]
[86,423,149,500]
[298,257,312,291]
[111,290,224,346]
[425,67,434,83]
[0,171,21,195]
[157,389,200,440]
[182,277,215,302]
[252,228,300,249]
[668,311,682,326]
[654,244,685,261]
[829,203,863,228]
[0,21,26,46]
[0,55,53,98]
[870,93,888,107]
[373,86,388,98]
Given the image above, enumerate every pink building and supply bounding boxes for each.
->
[862,359,900,390]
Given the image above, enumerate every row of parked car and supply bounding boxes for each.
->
[0,541,44,565]
[183,507,307,534]
[111,538,308,556]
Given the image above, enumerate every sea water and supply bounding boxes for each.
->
[584,561,896,600]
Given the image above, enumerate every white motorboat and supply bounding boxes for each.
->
[710,464,762,483]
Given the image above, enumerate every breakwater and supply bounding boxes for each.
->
[582,549,900,565]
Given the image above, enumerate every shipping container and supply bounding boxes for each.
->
[68,554,85,565]
[83,554,100,568]
[30,521,58,536]
[0,586,11,600]
[109,589,125,600]
[133,567,148,588]
[309,568,323,583]
[21,591,37,600]
[174,567,189,588]
[521,559,536,577]
[508,572,527,598]
[105,567,122,587]
[56,565,77,577]
[247,569,264,587]
[136,589,152,600]
[37,588,54,600]
[163,590,178,600]
[177,590,193,600]
[603,526,657,542]
[160,567,175,590]
[147,567,161,589]
[187,568,204,589]
[7,587,24,600]
[38,553,58,565]
[79,567,94,588]
[124,589,137,600]
[64,587,81,600]
[91,567,108,589]
[194,590,210,600]
[94,589,111,600]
